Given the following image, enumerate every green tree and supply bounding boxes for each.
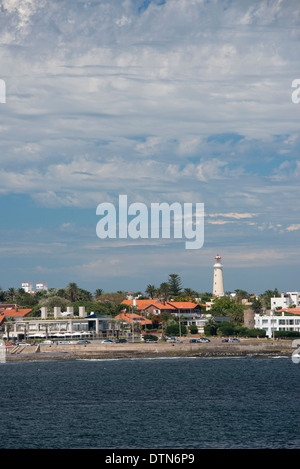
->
[94,289,103,299]
[216,322,236,337]
[39,296,69,309]
[183,288,199,299]
[158,282,170,300]
[165,323,187,336]
[65,283,79,303]
[145,284,157,299]
[261,288,280,310]
[189,324,198,334]
[168,274,182,297]
[251,297,262,314]
[6,287,16,302]
[204,316,218,336]
[234,289,249,300]
[210,296,244,322]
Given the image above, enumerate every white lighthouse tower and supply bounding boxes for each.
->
[213,253,224,297]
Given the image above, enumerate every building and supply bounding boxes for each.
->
[121,298,202,317]
[2,307,120,341]
[121,298,205,333]
[0,308,33,329]
[213,254,224,297]
[271,292,300,310]
[115,311,152,327]
[255,311,300,338]
[36,283,48,292]
[21,282,34,294]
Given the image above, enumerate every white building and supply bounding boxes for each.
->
[21,282,34,294]
[213,254,224,297]
[271,292,300,310]
[255,312,300,338]
[36,283,48,292]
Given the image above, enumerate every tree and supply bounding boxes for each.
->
[6,287,16,302]
[158,282,170,300]
[199,292,213,302]
[65,283,79,303]
[183,288,199,299]
[217,322,236,337]
[39,296,69,309]
[210,296,244,322]
[234,289,249,300]
[94,289,103,299]
[204,316,218,336]
[251,297,262,314]
[261,288,280,310]
[168,274,182,297]
[165,323,187,336]
[145,284,157,299]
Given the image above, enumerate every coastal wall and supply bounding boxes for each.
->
[5,339,293,361]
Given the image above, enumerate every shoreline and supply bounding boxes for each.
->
[4,339,294,362]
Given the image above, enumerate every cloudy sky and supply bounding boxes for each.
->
[1,0,300,295]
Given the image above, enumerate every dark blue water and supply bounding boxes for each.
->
[1,357,300,449]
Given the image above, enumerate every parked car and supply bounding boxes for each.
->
[189,339,201,343]
[222,338,229,342]
[199,338,210,343]
[229,338,240,342]
[77,340,91,344]
[116,338,127,343]
[101,339,114,344]
[169,339,183,343]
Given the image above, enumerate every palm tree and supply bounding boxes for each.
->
[95,289,103,299]
[66,283,79,303]
[158,282,170,300]
[6,287,16,302]
[145,284,157,299]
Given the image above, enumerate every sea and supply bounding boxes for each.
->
[0,356,300,450]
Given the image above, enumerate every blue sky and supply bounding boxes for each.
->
[1,0,300,295]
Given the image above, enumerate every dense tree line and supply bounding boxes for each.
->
[0,279,282,322]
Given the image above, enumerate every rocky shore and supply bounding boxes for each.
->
[4,338,294,362]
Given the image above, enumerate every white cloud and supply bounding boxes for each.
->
[1,0,300,290]
[286,224,300,232]
[209,212,257,219]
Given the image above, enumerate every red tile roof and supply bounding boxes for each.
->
[0,308,32,325]
[277,307,300,315]
[0,308,32,317]
[167,301,198,309]
[144,302,176,310]
[121,298,201,311]
[121,299,155,310]
[115,311,152,325]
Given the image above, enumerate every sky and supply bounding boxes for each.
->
[1,0,300,295]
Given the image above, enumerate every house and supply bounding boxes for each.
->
[255,311,300,338]
[0,308,33,331]
[121,298,202,317]
[271,292,300,310]
[115,311,152,326]
[21,282,35,294]
[0,304,18,310]
[2,313,120,341]
[0,308,32,323]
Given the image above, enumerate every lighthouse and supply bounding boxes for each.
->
[213,254,224,297]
